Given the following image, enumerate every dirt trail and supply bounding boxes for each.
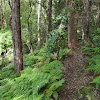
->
[58,51,93,100]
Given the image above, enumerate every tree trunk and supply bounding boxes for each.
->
[12,0,23,73]
[1,8,4,29]
[68,0,77,49]
[48,0,52,32]
[38,0,41,49]
[97,5,100,28]
[28,0,34,55]
[68,0,73,48]
[84,0,92,39]
[74,23,77,50]
[46,0,52,41]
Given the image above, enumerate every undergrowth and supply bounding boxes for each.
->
[84,45,100,89]
[82,28,100,98]
[0,60,64,100]
[0,46,67,100]
[0,28,70,100]
[0,64,19,80]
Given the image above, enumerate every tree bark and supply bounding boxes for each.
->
[97,4,100,28]
[48,0,52,33]
[68,0,77,49]
[27,0,34,55]
[83,0,92,39]
[68,0,73,48]
[46,0,52,41]
[1,8,4,29]
[38,0,41,49]
[12,0,23,73]
[73,23,77,50]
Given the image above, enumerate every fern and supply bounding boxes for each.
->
[0,64,19,80]
[23,53,39,67]
[84,41,100,89]
[91,76,100,89]
[86,54,100,73]
[58,48,71,60]
[92,76,100,84]
[0,79,14,99]
[0,44,64,100]
[41,60,63,81]
[0,60,64,100]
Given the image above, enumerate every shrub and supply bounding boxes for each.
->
[45,29,67,55]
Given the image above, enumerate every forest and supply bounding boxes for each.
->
[0,0,100,100]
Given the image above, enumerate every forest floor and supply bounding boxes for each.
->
[58,49,93,100]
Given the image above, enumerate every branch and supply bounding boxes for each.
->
[8,0,12,10]
[28,0,32,20]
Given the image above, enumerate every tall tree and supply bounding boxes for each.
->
[0,0,4,29]
[68,0,77,49]
[85,0,92,39]
[97,3,100,28]
[12,0,23,73]
[1,8,3,29]
[47,0,52,34]
[27,0,34,55]
[38,0,41,49]
[46,0,52,41]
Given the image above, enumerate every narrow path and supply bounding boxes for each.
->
[58,51,93,100]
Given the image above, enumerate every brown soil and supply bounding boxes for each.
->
[58,50,93,100]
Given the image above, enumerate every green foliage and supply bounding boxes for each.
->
[46,29,67,54]
[54,0,67,17]
[0,58,9,67]
[86,54,100,89]
[0,78,14,100]
[0,29,12,54]
[75,86,96,100]
[20,0,38,53]
[86,55,100,74]
[23,51,52,68]
[34,48,56,63]
[0,54,13,68]
[23,53,39,68]
[41,60,63,81]
[58,48,71,60]
[84,30,100,89]
[92,76,100,89]
[53,14,68,29]
[0,64,19,80]
[91,28,100,47]
[73,0,84,13]
[37,47,52,58]
[0,60,64,100]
